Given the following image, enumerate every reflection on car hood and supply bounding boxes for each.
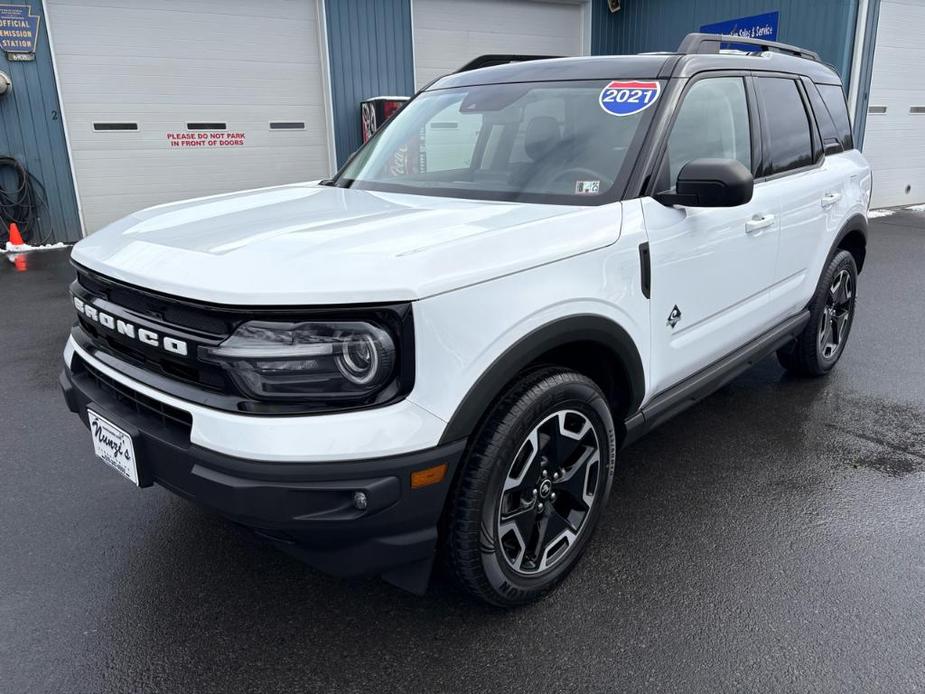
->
[71,182,621,305]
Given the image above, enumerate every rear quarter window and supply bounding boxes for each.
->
[817,83,854,152]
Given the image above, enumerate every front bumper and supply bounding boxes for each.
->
[60,355,466,592]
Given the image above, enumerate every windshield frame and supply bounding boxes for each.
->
[329,79,664,206]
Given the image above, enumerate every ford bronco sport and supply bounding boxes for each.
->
[61,34,870,606]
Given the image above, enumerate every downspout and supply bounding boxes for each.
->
[848,0,883,150]
[847,0,869,118]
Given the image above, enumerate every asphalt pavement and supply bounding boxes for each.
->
[2,213,924,693]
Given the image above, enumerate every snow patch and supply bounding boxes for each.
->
[2,241,69,254]
[869,203,925,217]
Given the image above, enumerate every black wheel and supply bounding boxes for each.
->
[444,367,616,607]
[778,249,857,376]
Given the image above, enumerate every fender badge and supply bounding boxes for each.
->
[667,305,682,328]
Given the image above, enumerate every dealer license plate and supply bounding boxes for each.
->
[87,409,139,485]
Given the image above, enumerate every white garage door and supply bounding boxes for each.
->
[863,0,925,208]
[412,0,588,89]
[46,0,333,233]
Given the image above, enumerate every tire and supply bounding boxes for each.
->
[777,249,858,377]
[444,367,616,607]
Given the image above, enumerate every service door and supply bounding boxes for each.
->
[412,0,588,88]
[45,0,334,233]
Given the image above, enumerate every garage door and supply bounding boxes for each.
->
[863,0,925,208]
[46,0,333,233]
[412,0,587,89]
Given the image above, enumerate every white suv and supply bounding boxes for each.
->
[61,34,871,606]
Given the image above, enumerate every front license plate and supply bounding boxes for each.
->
[87,409,139,486]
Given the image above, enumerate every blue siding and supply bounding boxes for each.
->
[592,0,859,88]
[325,0,415,167]
[0,2,80,243]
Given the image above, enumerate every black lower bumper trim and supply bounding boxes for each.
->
[61,360,466,589]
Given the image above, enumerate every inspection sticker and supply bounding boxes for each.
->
[575,180,600,195]
[599,81,661,117]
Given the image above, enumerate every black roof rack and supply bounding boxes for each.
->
[456,54,560,73]
[678,32,820,62]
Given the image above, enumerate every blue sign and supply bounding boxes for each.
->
[701,11,779,52]
[0,4,40,54]
[599,80,661,117]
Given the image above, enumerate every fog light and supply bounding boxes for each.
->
[353,491,368,511]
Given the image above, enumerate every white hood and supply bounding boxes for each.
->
[71,183,621,305]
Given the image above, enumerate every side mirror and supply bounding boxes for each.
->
[655,158,754,208]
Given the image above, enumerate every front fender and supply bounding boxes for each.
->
[407,205,650,444]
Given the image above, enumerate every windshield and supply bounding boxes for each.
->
[333,80,660,204]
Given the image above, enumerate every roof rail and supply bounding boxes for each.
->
[677,32,820,62]
[456,54,559,73]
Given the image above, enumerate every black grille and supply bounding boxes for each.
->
[73,354,193,436]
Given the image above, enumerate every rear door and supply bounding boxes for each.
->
[641,74,780,395]
[753,75,838,323]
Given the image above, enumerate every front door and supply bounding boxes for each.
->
[642,75,779,396]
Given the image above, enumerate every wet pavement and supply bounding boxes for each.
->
[2,213,924,693]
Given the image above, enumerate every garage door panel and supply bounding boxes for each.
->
[76,148,328,232]
[863,133,925,169]
[54,61,326,105]
[48,5,321,59]
[870,1,925,50]
[47,0,313,20]
[413,0,585,88]
[868,168,925,208]
[866,48,925,93]
[47,0,332,232]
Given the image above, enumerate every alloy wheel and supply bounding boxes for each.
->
[818,268,853,360]
[496,409,601,576]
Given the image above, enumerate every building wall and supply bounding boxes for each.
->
[591,0,859,89]
[0,1,81,243]
[325,0,415,167]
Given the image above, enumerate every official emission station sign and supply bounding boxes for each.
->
[0,4,40,55]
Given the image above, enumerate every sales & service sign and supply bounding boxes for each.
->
[0,4,40,54]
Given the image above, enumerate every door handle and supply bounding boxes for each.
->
[821,192,842,207]
[745,214,775,234]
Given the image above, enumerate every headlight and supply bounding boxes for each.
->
[201,320,397,402]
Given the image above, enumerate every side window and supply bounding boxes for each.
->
[662,77,751,187]
[756,77,814,176]
[804,80,841,151]
[818,83,854,152]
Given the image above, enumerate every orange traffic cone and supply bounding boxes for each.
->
[8,222,25,246]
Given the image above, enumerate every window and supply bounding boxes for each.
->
[509,96,567,164]
[335,80,655,204]
[817,84,854,152]
[662,77,751,187]
[804,81,840,152]
[415,99,484,173]
[756,78,814,175]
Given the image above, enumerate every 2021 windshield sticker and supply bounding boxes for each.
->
[599,81,661,116]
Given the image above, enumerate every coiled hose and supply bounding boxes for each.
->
[0,156,48,245]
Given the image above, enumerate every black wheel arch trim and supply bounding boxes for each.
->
[830,213,868,272]
[437,315,645,444]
